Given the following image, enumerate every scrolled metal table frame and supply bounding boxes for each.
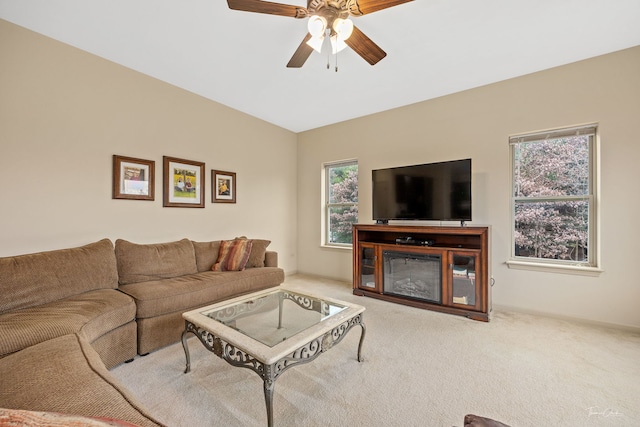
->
[181,312,365,427]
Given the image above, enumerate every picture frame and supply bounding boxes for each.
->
[212,170,236,203]
[112,155,155,201]
[163,156,205,208]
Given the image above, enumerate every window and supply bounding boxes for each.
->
[509,124,599,271]
[324,160,358,246]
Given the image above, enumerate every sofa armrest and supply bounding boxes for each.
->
[265,251,278,268]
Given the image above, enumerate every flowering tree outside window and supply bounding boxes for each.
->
[326,161,358,245]
[511,126,596,266]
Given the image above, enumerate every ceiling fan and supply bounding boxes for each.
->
[226,0,414,68]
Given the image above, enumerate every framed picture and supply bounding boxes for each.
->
[212,170,236,203]
[112,155,155,201]
[163,156,205,208]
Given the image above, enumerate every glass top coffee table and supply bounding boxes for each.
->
[181,287,366,427]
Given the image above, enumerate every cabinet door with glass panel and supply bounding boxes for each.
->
[448,250,482,311]
[358,243,381,292]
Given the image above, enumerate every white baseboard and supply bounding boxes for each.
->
[493,303,640,333]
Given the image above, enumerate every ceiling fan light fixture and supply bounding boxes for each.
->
[307,15,327,37]
[333,18,354,40]
[227,0,413,68]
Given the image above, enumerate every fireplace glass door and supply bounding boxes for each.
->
[383,251,441,303]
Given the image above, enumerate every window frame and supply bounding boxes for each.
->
[507,124,602,275]
[322,159,358,248]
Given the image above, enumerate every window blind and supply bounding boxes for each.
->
[509,124,597,144]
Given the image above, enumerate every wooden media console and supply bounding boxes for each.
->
[352,224,491,321]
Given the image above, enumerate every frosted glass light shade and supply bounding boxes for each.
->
[306,35,324,53]
[330,35,348,53]
[307,16,327,37]
[333,18,353,40]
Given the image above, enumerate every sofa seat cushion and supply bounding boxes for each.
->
[0,334,164,427]
[0,239,118,314]
[0,289,136,358]
[115,238,198,285]
[119,267,285,319]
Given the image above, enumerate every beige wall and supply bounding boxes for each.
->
[297,46,640,328]
[0,20,298,274]
[3,18,639,328]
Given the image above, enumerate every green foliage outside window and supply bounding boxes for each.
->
[327,163,358,245]
[513,135,591,263]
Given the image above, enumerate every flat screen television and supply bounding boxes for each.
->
[372,158,472,223]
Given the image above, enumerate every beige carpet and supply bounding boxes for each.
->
[111,275,640,427]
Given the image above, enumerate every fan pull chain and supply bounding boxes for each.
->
[326,28,331,70]
[327,47,330,70]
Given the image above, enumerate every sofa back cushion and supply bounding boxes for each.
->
[0,239,118,314]
[115,238,198,285]
[245,239,271,268]
[192,240,221,272]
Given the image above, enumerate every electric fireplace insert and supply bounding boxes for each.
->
[382,251,442,303]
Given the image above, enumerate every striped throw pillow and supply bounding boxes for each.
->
[212,239,253,271]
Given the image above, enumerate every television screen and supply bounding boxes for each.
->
[372,158,472,222]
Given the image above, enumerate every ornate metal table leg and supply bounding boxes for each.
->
[181,324,193,374]
[277,293,283,329]
[263,378,275,427]
[357,321,366,362]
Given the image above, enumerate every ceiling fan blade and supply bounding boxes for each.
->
[348,0,413,16]
[287,33,314,68]
[227,0,308,18]
[344,25,387,65]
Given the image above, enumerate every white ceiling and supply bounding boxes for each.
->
[1,0,639,132]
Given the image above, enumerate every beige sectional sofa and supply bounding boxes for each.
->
[0,239,137,369]
[115,238,284,355]
[0,237,284,425]
[0,334,163,427]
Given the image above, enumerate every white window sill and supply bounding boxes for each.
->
[507,259,603,276]
[321,244,353,251]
